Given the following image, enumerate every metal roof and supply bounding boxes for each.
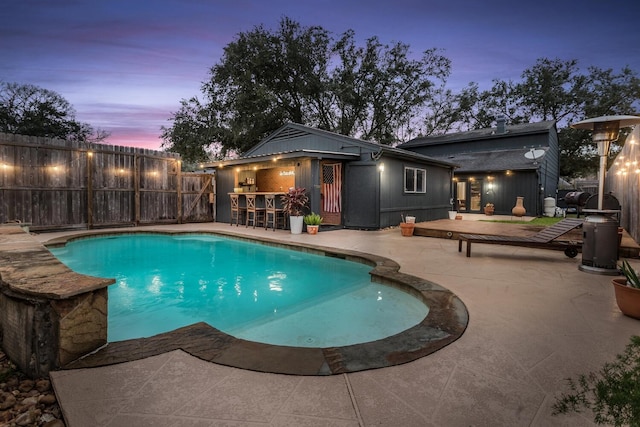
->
[400,120,556,148]
[433,147,549,173]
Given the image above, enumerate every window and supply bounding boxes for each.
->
[404,167,426,193]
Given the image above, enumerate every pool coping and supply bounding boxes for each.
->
[46,229,469,375]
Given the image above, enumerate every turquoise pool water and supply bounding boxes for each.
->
[50,233,428,347]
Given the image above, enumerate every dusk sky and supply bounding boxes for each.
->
[3,0,640,151]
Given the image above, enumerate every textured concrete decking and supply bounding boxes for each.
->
[40,221,640,426]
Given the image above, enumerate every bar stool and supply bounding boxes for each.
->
[230,194,246,226]
[245,194,266,228]
[264,194,285,231]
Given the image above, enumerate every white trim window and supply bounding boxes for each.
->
[404,167,426,193]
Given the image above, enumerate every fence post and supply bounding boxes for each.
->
[134,154,140,226]
[87,150,93,229]
[176,159,182,223]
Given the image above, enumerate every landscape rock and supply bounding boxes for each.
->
[0,391,16,410]
[0,350,65,426]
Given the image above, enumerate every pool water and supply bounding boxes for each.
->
[50,234,428,347]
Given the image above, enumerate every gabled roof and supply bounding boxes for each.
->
[230,122,457,168]
[433,147,549,173]
[399,120,556,148]
[244,122,368,155]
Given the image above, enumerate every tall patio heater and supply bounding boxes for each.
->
[571,115,640,274]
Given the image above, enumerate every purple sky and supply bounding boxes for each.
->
[3,0,640,150]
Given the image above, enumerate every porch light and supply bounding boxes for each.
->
[378,163,385,172]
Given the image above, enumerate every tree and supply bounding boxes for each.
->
[161,17,450,157]
[0,82,108,142]
[161,97,220,165]
[328,32,450,143]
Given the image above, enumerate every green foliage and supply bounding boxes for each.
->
[163,17,450,156]
[0,82,108,143]
[303,212,323,225]
[619,260,640,289]
[552,335,640,426]
[280,187,308,216]
[161,97,221,164]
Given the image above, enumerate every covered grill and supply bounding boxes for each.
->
[562,191,591,217]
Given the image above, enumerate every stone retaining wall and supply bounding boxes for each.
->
[0,226,113,377]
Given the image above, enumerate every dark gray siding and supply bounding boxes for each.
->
[542,130,559,200]
[344,162,379,229]
[408,133,551,158]
[378,157,452,227]
[459,171,540,216]
[214,168,236,223]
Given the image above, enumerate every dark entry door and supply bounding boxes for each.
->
[456,179,483,212]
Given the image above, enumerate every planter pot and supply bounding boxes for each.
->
[405,216,416,224]
[448,211,457,220]
[484,208,494,216]
[306,225,319,235]
[400,222,415,237]
[290,216,304,234]
[612,278,640,319]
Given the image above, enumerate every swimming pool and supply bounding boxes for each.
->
[50,233,428,347]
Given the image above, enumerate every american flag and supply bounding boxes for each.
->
[322,163,341,213]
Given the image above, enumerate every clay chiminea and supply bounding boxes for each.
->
[512,197,526,217]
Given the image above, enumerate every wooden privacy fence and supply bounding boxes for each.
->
[608,126,640,245]
[0,133,215,231]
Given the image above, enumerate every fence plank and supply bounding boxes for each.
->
[0,133,214,230]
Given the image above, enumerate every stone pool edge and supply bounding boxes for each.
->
[47,229,469,376]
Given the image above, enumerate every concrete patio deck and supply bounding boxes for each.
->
[40,221,639,426]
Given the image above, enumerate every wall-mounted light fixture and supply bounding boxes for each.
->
[378,163,385,172]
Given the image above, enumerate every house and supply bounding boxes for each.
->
[398,118,559,216]
[210,123,456,229]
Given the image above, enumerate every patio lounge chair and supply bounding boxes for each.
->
[458,217,583,258]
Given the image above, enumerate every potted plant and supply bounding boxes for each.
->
[280,187,309,234]
[399,214,415,237]
[448,197,458,220]
[304,212,323,235]
[612,259,640,319]
[484,203,495,215]
[552,335,640,426]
